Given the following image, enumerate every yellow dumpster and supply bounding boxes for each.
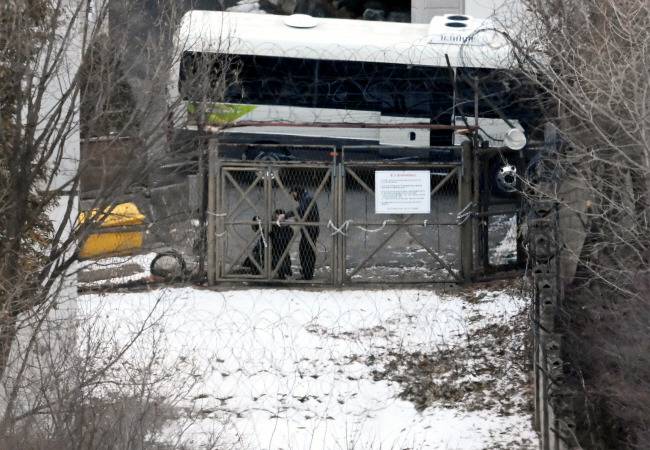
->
[78,202,146,259]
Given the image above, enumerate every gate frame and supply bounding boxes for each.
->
[208,141,338,284]
[208,140,477,285]
[339,145,468,283]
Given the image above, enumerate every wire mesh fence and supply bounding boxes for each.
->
[340,152,462,283]
[74,140,524,287]
[208,144,467,285]
[213,158,336,284]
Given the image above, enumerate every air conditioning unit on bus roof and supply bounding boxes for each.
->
[428,13,493,46]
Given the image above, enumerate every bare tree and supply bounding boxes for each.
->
[510,1,650,448]
[0,0,237,447]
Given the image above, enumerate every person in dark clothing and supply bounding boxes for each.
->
[242,216,263,275]
[281,186,320,280]
[270,209,293,279]
[242,212,294,279]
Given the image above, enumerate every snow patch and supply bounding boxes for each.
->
[491,215,518,266]
[79,287,538,449]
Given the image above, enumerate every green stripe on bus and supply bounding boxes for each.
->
[187,103,257,124]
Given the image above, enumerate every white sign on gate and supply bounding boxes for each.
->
[375,170,431,214]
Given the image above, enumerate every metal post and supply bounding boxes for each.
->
[540,336,551,450]
[459,141,474,281]
[337,149,346,285]
[517,204,526,266]
[472,147,481,276]
[215,144,224,281]
[197,132,209,281]
[207,139,217,285]
[264,164,272,280]
[476,152,490,272]
[332,154,338,285]
[472,77,490,273]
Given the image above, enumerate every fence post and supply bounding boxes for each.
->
[336,154,345,286]
[207,138,219,285]
[264,163,272,280]
[459,141,474,282]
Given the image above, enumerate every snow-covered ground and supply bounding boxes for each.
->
[79,286,538,449]
[490,215,518,266]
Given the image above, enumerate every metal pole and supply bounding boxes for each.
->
[472,141,482,275]
[473,152,489,273]
[197,132,209,281]
[207,139,218,285]
[265,165,272,280]
[460,141,474,282]
[216,159,225,280]
[516,204,526,266]
[331,152,338,285]
[337,149,346,285]
[473,76,489,273]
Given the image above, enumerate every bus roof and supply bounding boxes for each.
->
[176,11,513,69]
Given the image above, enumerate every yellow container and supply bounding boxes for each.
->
[78,203,146,259]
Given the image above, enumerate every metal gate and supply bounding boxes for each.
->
[340,159,463,283]
[207,144,473,285]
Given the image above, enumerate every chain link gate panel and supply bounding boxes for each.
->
[209,145,338,284]
[339,147,463,283]
[208,144,470,285]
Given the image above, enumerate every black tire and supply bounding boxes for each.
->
[244,141,293,163]
[150,250,187,281]
[251,145,297,186]
[253,151,284,162]
[488,153,520,198]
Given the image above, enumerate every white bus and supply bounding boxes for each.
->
[169,11,543,190]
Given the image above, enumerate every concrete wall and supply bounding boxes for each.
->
[412,0,519,22]
[412,0,464,23]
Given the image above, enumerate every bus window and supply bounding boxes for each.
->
[180,51,238,101]
[316,59,367,111]
[180,50,457,138]
[230,55,318,108]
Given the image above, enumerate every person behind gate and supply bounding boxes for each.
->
[280,185,320,280]
[271,209,293,279]
[242,212,294,279]
[242,216,263,275]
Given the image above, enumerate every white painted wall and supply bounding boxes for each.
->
[466,0,522,26]
[412,0,464,23]
[0,0,84,417]
[466,0,506,18]
[43,0,87,333]
[412,0,521,23]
